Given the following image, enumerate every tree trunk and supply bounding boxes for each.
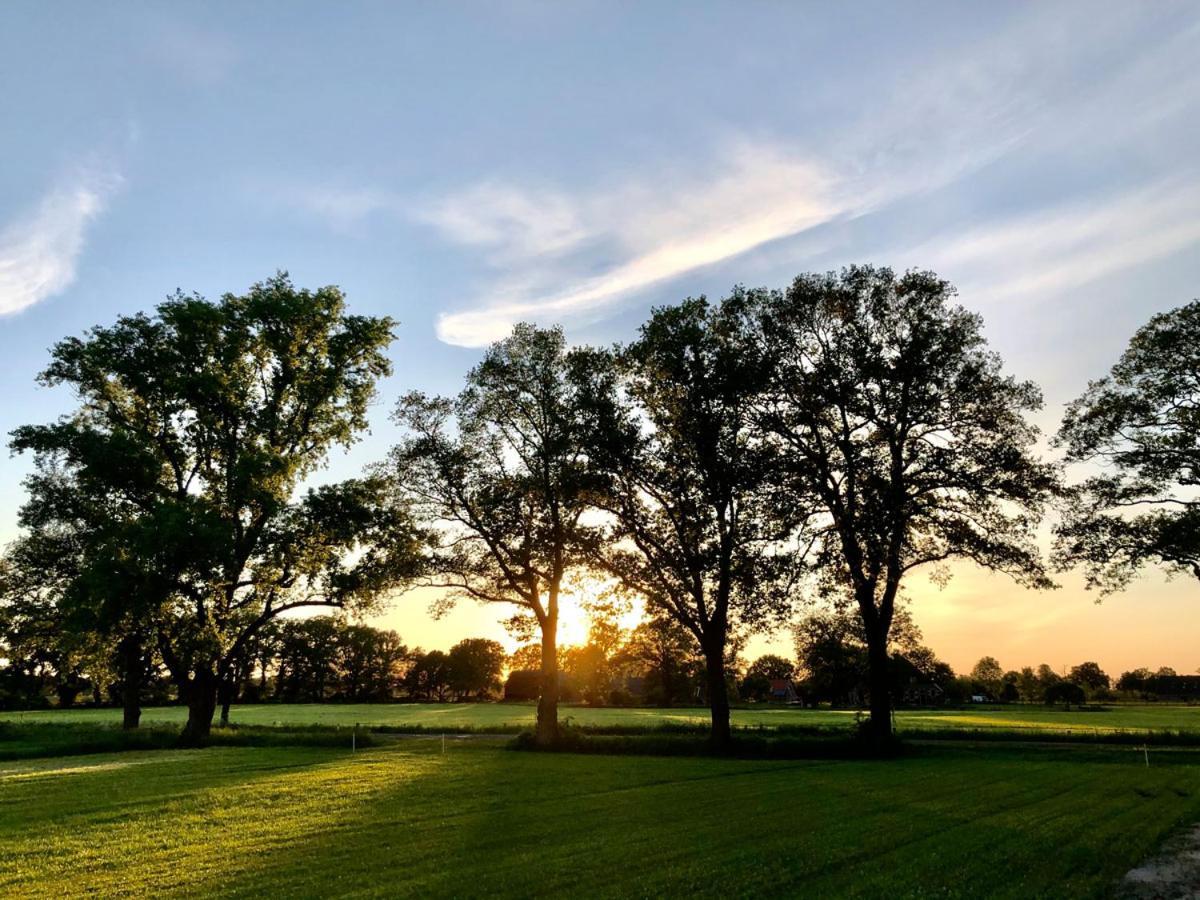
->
[865,632,894,749]
[179,669,218,746]
[536,614,559,745]
[218,678,234,727]
[121,678,142,730]
[703,641,732,751]
[117,635,143,731]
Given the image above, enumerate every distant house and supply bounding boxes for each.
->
[768,679,799,703]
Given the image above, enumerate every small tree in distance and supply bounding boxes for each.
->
[970,657,1004,697]
[447,638,505,700]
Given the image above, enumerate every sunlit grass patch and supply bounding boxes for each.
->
[5,701,1200,738]
[2,740,1200,897]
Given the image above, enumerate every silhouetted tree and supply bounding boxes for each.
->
[0,439,165,728]
[336,624,409,702]
[274,618,341,702]
[1036,663,1062,695]
[793,606,947,707]
[578,296,806,748]
[1055,300,1200,593]
[750,266,1057,745]
[1014,666,1041,702]
[11,274,423,742]
[740,655,797,701]
[1045,680,1086,708]
[970,657,1004,697]
[447,638,505,700]
[405,649,452,701]
[388,324,598,744]
[1068,661,1111,695]
[616,617,704,706]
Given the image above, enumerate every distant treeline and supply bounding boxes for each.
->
[5,604,1192,715]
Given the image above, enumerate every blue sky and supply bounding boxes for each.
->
[1,2,1198,672]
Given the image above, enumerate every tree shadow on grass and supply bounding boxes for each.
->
[183,742,1200,899]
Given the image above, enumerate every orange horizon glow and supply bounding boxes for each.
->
[371,562,1198,680]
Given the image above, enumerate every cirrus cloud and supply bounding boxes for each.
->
[0,171,121,316]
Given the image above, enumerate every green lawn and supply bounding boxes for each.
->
[4,701,1200,736]
[2,739,1197,897]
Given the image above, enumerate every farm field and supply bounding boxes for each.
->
[4,701,1200,736]
[2,739,1198,898]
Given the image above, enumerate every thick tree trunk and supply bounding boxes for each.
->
[536,614,559,745]
[121,679,142,730]
[704,642,732,751]
[865,633,894,749]
[117,635,144,730]
[179,669,218,746]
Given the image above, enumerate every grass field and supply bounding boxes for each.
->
[5,701,1200,736]
[2,738,1198,897]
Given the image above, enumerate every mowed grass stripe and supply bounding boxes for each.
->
[3,743,1199,897]
[5,701,1200,736]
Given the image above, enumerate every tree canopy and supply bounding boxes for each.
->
[577,296,806,746]
[749,266,1058,743]
[387,324,599,744]
[1055,299,1200,593]
[8,274,423,741]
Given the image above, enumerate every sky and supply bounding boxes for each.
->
[1,1,1198,677]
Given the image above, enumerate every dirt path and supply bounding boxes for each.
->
[1122,823,1200,898]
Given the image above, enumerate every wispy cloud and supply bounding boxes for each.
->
[911,176,1200,308]
[260,4,1196,348]
[416,6,1199,347]
[0,171,121,316]
[418,183,588,264]
[430,144,845,346]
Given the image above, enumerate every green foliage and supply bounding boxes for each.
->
[7,273,421,740]
[446,638,506,699]
[749,266,1058,737]
[1055,299,1200,592]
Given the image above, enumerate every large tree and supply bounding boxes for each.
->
[11,274,422,742]
[751,266,1057,745]
[578,296,806,747]
[1055,300,1200,593]
[387,324,598,744]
